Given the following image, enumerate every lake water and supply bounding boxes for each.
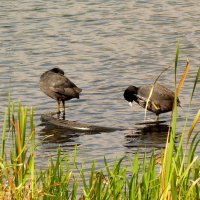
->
[0,0,199,170]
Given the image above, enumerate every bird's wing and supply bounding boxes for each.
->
[49,86,79,99]
[138,84,175,102]
[137,84,176,112]
[51,75,76,88]
[48,75,80,98]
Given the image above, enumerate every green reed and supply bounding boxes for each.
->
[38,149,78,200]
[0,101,35,199]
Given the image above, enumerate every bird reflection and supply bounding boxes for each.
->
[39,123,80,146]
[39,120,104,149]
[125,123,171,149]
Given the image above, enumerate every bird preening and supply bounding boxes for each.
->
[124,83,181,121]
[39,68,82,119]
[39,68,180,122]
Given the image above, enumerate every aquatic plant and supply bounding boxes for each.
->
[0,101,35,199]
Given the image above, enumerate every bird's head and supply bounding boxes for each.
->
[50,68,64,75]
[124,85,138,107]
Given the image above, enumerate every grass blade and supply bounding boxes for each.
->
[190,66,200,104]
[176,59,190,96]
[187,109,200,143]
[1,111,7,158]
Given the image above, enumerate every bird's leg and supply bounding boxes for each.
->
[57,100,61,113]
[61,100,65,113]
[54,100,60,119]
[156,114,159,122]
[47,100,61,117]
[61,100,65,119]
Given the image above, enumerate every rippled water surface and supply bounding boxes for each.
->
[0,0,199,169]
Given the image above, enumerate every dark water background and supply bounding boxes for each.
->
[0,0,199,170]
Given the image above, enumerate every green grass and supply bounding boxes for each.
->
[0,46,199,199]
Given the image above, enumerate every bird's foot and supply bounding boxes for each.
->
[56,111,65,120]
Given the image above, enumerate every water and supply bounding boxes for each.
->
[0,0,199,170]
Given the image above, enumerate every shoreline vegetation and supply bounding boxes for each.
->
[0,46,200,199]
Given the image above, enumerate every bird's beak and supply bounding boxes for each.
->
[129,102,133,108]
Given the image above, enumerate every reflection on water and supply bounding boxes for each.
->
[39,124,80,145]
[125,123,170,149]
[39,121,103,148]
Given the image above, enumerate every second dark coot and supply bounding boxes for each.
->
[39,68,82,115]
[124,83,180,121]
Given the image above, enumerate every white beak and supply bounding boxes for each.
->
[129,102,133,108]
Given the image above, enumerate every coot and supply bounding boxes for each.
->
[39,68,82,115]
[124,83,180,121]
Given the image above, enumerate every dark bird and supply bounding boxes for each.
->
[39,68,82,117]
[124,83,180,121]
